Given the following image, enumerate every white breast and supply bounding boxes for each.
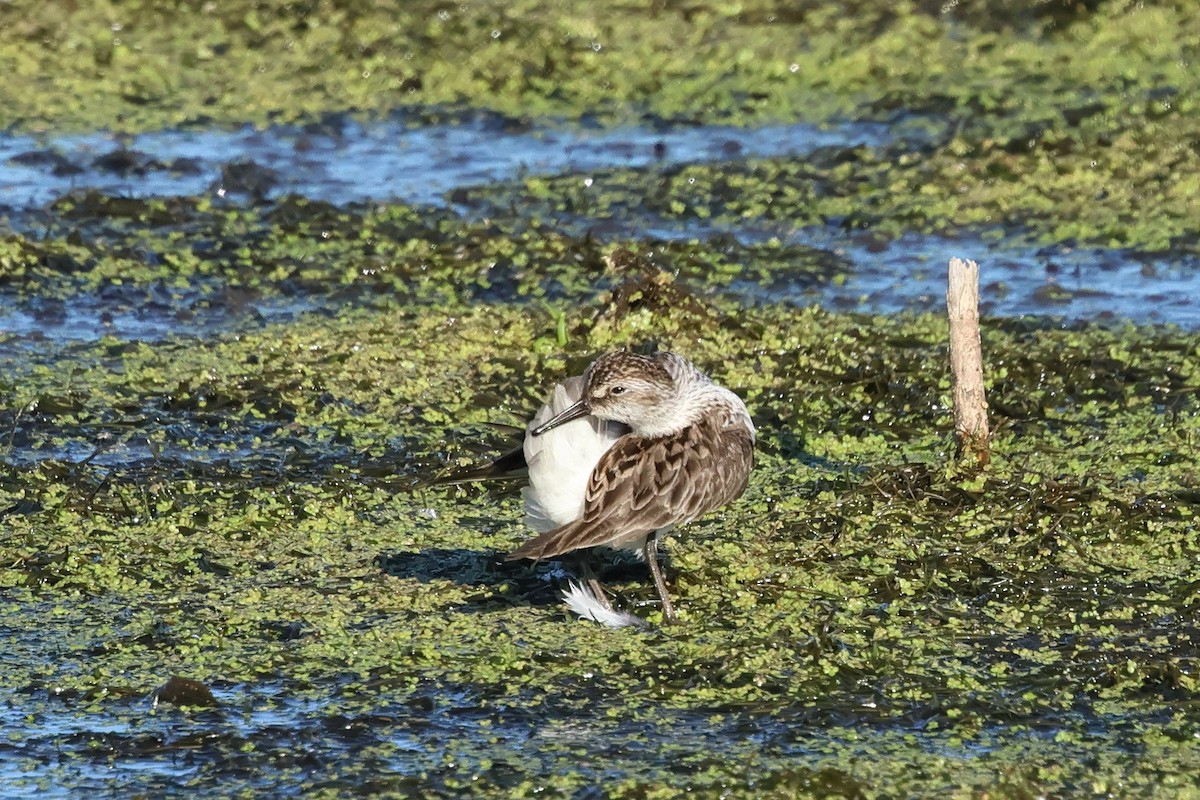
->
[521,376,626,532]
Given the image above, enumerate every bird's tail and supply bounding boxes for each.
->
[430,439,527,485]
[505,520,586,561]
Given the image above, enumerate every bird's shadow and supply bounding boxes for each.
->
[374,547,659,615]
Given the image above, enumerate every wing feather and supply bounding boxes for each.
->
[507,415,753,561]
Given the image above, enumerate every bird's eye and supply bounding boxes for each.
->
[609,386,627,396]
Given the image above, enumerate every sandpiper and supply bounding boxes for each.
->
[508,350,755,625]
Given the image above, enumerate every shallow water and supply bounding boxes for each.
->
[2,229,1194,347]
[757,230,1200,327]
[2,116,1197,342]
[0,115,893,209]
[0,284,317,346]
[1,673,1168,798]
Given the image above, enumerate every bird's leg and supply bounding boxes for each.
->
[644,532,677,623]
[570,553,615,612]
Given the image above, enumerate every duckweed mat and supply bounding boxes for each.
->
[3,277,1199,796]
[3,0,1200,796]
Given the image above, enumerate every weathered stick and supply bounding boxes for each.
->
[946,258,990,468]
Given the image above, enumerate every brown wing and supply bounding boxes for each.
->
[507,417,753,561]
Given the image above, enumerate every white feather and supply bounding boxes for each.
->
[522,376,625,532]
[561,581,649,629]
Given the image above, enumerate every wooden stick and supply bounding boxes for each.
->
[946,258,990,468]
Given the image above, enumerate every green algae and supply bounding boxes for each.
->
[3,1,1200,790]
[1,0,1193,134]
[2,277,1199,794]
[0,190,846,316]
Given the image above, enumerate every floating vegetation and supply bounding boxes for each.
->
[3,286,1198,795]
[2,0,1200,795]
